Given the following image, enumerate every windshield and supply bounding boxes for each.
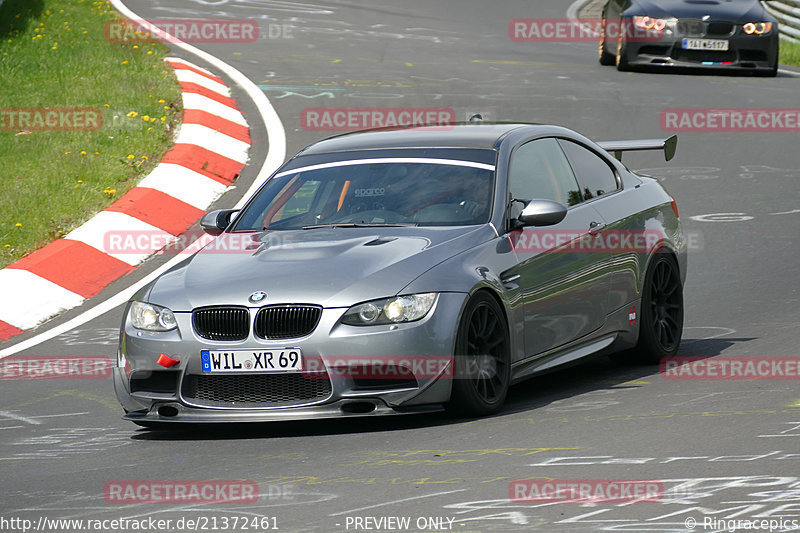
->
[234,158,496,230]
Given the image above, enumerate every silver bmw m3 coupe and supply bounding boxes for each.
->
[114,123,687,426]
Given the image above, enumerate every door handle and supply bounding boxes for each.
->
[589,221,606,234]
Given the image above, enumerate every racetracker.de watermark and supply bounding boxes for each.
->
[661,357,800,380]
[104,19,260,44]
[509,479,663,502]
[103,230,258,255]
[301,355,455,380]
[509,18,664,42]
[661,109,800,132]
[301,107,456,131]
[0,356,112,380]
[103,481,259,504]
[1,108,102,131]
[509,229,664,254]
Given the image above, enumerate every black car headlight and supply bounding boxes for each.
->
[129,301,178,331]
[743,22,773,35]
[341,293,437,326]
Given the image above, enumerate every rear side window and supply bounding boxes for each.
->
[558,140,618,200]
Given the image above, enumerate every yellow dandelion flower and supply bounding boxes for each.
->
[141,156,148,160]
[4,244,10,248]
[141,115,150,121]
[158,99,165,103]
[127,154,135,159]
[160,116,166,122]
[133,45,138,49]
[94,151,100,155]
[77,180,83,183]
[15,223,22,227]
[147,127,153,131]
[65,151,71,155]
[126,111,138,117]
[147,51,153,55]
[163,106,169,110]
[80,150,86,155]
[103,104,110,107]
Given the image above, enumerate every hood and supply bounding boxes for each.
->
[629,0,769,22]
[146,225,495,311]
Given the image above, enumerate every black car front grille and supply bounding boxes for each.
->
[676,20,734,38]
[254,305,322,339]
[182,373,332,407]
[677,20,705,37]
[192,306,250,341]
[707,22,734,36]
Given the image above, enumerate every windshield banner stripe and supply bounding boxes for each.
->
[275,158,496,177]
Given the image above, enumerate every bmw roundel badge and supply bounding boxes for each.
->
[249,291,267,303]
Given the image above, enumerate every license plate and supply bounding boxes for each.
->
[201,349,302,373]
[682,38,728,51]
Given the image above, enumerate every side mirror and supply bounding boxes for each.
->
[518,199,567,227]
[200,209,239,236]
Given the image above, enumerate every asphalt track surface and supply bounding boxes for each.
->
[1,1,799,532]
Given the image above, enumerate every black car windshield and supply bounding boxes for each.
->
[234,158,496,230]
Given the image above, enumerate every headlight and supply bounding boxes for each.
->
[341,293,437,326]
[129,301,177,331]
[743,22,772,35]
[633,16,667,31]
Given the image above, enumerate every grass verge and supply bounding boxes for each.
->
[0,0,181,268]
[779,38,800,68]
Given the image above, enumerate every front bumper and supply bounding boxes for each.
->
[623,23,778,72]
[114,292,468,423]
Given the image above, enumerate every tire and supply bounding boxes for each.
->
[612,254,683,365]
[599,18,616,66]
[447,292,511,416]
[615,27,630,71]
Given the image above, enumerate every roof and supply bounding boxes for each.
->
[298,123,542,154]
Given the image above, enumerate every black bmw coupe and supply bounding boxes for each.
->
[599,0,779,76]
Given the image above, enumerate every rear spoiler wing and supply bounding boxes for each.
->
[597,135,678,162]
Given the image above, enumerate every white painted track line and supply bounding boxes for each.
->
[175,123,250,164]
[138,163,229,210]
[0,270,85,330]
[64,211,176,266]
[174,68,231,96]
[182,92,248,125]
